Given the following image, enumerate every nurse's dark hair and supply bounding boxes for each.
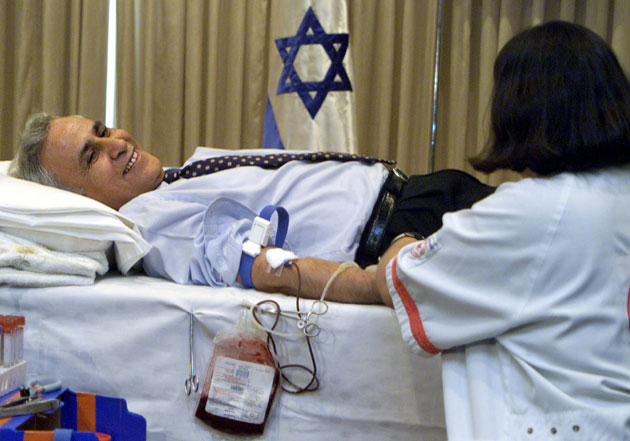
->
[470,20,630,175]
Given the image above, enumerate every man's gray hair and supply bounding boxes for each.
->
[8,112,83,194]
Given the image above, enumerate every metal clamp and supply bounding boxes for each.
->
[0,398,60,418]
[184,312,199,395]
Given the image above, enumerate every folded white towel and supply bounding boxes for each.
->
[0,231,108,287]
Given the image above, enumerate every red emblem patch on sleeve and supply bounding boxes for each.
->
[410,239,429,259]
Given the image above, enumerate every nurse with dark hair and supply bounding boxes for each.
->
[377,21,630,440]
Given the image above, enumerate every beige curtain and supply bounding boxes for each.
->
[5,0,630,187]
[435,0,630,185]
[115,0,439,171]
[116,0,269,167]
[350,0,439,175]
[0,0,108,161]
[117,0,630,183]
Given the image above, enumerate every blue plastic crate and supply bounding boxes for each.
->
[0,388,145,441]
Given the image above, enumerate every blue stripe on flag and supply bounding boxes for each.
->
[262,97,285,149]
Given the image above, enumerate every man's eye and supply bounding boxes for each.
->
[88,150,99,164]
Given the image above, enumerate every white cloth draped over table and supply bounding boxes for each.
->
[0,274,446,441]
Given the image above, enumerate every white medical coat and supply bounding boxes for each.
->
[387,167,630,440]
[120,147,388,287]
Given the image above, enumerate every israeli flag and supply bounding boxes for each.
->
[263,0,357,153]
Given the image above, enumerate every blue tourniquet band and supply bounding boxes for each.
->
[239,205,290,288]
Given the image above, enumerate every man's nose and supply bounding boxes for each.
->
[100,137,127,159]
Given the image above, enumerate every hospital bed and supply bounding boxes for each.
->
[0,162,446,440]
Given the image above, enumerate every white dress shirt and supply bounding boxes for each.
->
[120,147,388,287]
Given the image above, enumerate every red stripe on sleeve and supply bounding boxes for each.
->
[391,257,441,354]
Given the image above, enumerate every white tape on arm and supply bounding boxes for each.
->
[265,248,298,269]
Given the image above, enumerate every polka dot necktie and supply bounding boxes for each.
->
[163,151,395,184]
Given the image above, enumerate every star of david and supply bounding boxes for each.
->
[275,7,352,119]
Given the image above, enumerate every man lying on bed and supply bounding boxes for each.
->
[9,113,494,304]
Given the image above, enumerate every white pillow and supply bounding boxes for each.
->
[0,163,150,273]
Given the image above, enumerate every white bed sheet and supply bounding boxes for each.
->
[1,274,445,441]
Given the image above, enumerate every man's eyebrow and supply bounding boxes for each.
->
[93,121,105,134]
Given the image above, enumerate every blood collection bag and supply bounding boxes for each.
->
[196,309,279,434]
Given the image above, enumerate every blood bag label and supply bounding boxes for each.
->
[205,356,276,424]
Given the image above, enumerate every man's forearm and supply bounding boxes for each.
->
[248,248,382,304]
[375,236,417,308]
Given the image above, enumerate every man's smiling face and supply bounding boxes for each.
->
[40,116,164,210]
